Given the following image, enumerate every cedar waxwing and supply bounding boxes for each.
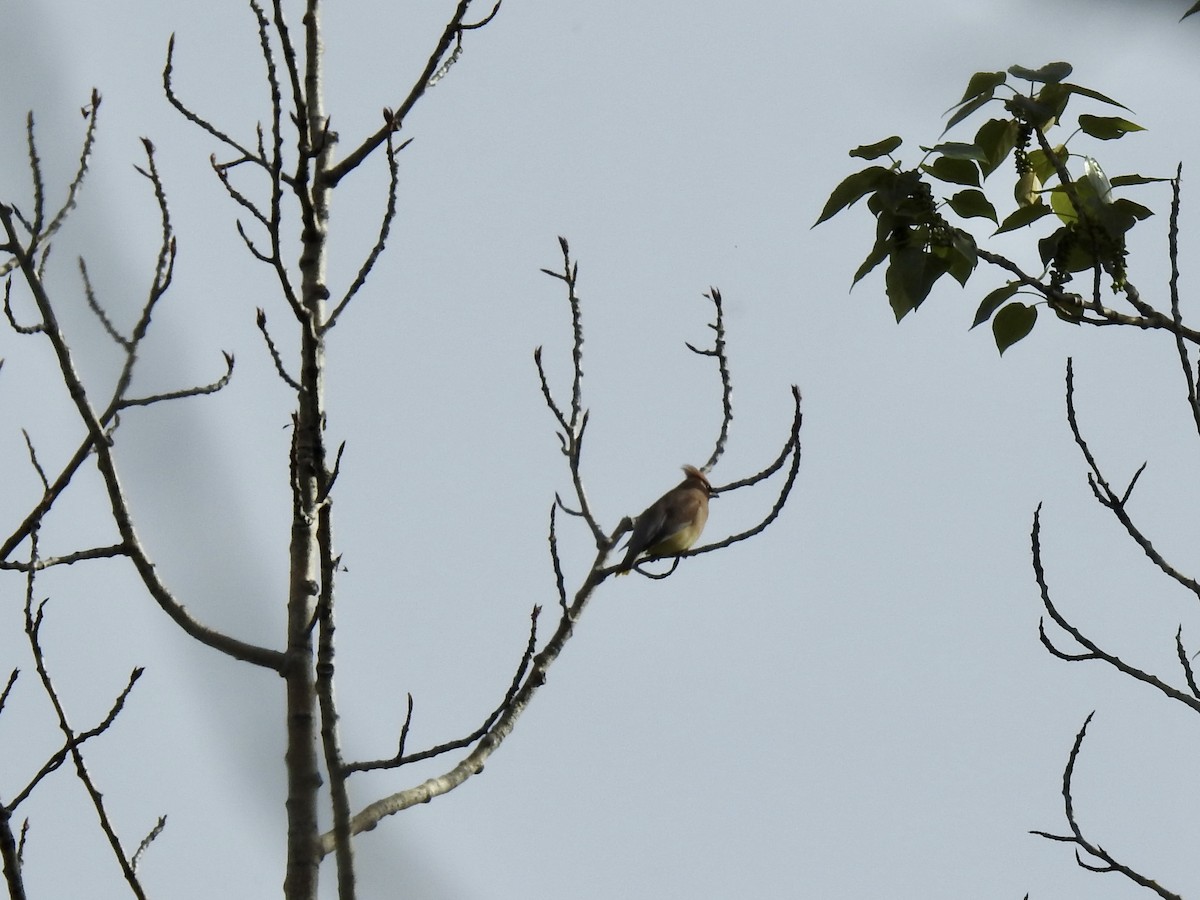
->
[617,465,714,574]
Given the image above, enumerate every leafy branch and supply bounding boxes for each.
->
[815,61,1182,354]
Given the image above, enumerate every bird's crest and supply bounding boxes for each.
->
[681,465,712,495]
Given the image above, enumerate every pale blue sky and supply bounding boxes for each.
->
[2,1,1200,898]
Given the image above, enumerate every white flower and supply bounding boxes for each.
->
[1083,156,1113,205]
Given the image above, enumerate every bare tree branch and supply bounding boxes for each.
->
[164,35,266,174]
[1165,165,1200,440]
[1031,713,1182,900]
[130,816,167,875]
[548,503,568,614]
[1065,359,1200,602]
[616,384,804,577]
[535,238,604,545]
[324,0,504,187]
[0,202,283,671]
[18,529,150,899]
[322,237,803,850]
[1031,504,1200,715]
[118,352,234,409]
[3,276,43,335]
[0,801,28,900]
[0,544,128,572]
[686,287,733,473]
[316,497,356,899]
[0,669,17,716]
[78,257,130,349]
[256,307,302,390]
[343,605,541,775]
[1174,627,1200,699]
[324,130,409,332]
[0,90,100,285]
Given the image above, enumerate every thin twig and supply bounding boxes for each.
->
[536,238,604,545]
[548,503,568,614]
[0,544,128,572]
[325,0,500,186]
[1166,165,1200,438]
[20,529,149,899]
[0,669,18,716]
[24,113,47,241]
[324,131,410,331]
[78,257,131,349]
[0,203,282,670]
[344,605,542,775]
[4,276,44,335]
[1175,627,1200,699]
[316,494,356,896]
[1031,504,1200,714]
[163,35,265,170]
[256,308,302,390]
[118,352,234,409]
[660,385,803,565]
[686,287,733,473]
[130,817,167,875]
[1030,713,1182,900]
[21,429,48,491]
[35,90,101,260]
[212,156,271,228]
[1066,359,1200,602]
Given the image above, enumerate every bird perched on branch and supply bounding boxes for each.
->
[617,465,714,574]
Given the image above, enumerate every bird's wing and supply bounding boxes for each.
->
[622,504,667,563]
[648,492,705,553]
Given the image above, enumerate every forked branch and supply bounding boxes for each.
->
[1030,713,1181,900]
[1064,359,1200,602]
[1031,505,1200,715]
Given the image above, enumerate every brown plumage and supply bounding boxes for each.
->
[617,465,713,574]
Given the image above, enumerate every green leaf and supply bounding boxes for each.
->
[1091,199,1149,241]
[1038,226,1098,273]
[1027,145,1069,184]
[971,283,1020,328]
[850,136,903,160]
[813,166,892,226]
[870,168,926,216]
[1110,174,1173,187]
[1061,83,1129,111]
[946,189,997,223]
[923,142,989,162]
[1046,170,1149,228]
[992,302,1037,354]
[944,94,996,134]
[1009,62,1073,84]
[851,237,890,286]
[921,156,980,187]
[974,118,1019,179]
[1005,94,1058,130]
[952,71,1007,108]
[1033,83,1072,123]
[1184,0,1200,19]
[946,229,978,286]
[1078,114,1145,140]
[995,203,1054,234]
[1038,228,1067,269]
[886,246,947,321]
[1049,183,1079,223]
[929,230,978,289]
[1111,197,1153,221]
